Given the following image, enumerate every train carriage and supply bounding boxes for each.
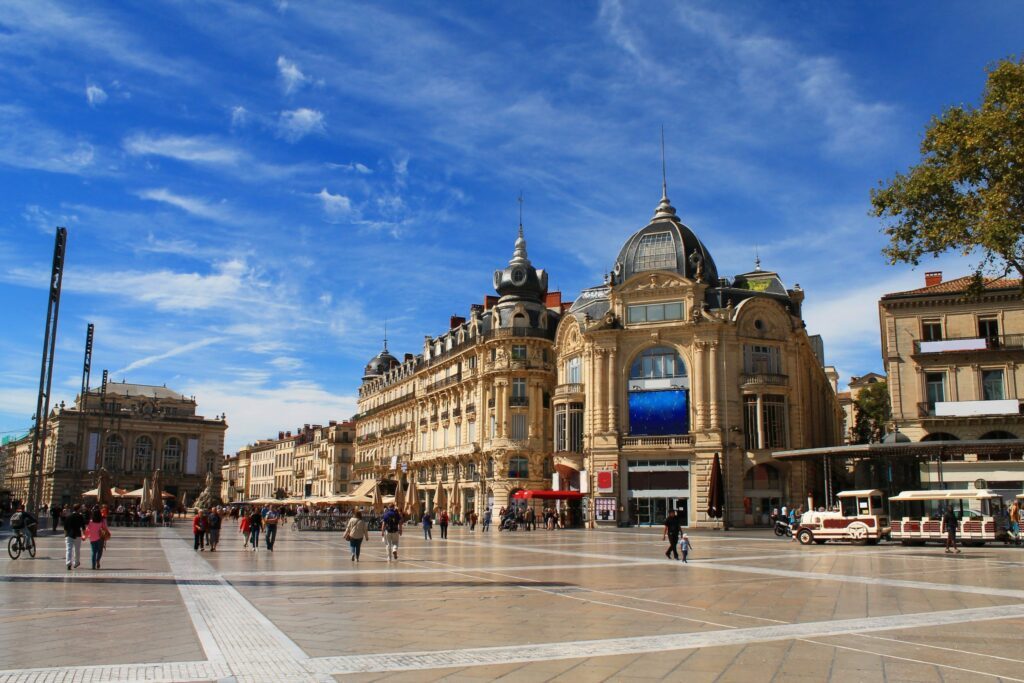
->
[890,489,1009,546]
[795,489,890,545]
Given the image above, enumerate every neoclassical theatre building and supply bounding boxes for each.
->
[355,228,562,516]
[553,189,842,528]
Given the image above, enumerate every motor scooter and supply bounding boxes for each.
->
[773,519,793,537]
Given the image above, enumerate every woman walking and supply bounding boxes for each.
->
[345,510,368,562]
[438,510,449,539]
[422,511,433,540]
[247,508,263,551]
[85,507,109,570]
[192,510,207,551]
[239,509,251,548]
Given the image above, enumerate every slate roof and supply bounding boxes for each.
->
[883,275,1021,299]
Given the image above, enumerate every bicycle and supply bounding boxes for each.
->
[8,530,36,560]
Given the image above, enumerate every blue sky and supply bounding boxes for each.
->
[1,1,1021,452]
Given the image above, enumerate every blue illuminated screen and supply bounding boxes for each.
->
[628,389,689,436]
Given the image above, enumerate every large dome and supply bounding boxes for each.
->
[362,346,399,382]
[613,193,719,285]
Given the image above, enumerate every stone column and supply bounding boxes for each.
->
[693,342,706,431]
[595,349,607,433]
[496,382,506,438]
[607,348,618,434]
[756,394,765,450]
[708,341,719,430]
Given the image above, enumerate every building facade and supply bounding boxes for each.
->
[356,228,563,517]
[1,382,226,508]
[880,271,1024,495]
[554,190,843,528]
[293,421,355,497]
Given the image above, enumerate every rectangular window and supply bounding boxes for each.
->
[443,426,449,448]
[979,317,999,340]
[569,404,584,453]
[567,356,582,384]
[743,395,759,450]
[468,355,477,369]
[511,414,527,440]
[982,369,1005,400]
[555,406,567,452]
[744,344,781,374]
[468,421,476,443]
[431,429,439,450]
[762,396,787,449]
[628,301,685,324]
[455,425,462,446]
[922,320,942,341]
[511,345,527,360]
[925,372,946,412]
[490,415,496,438]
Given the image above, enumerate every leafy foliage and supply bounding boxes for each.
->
[871,57,1024,289]
[853,380,891,444]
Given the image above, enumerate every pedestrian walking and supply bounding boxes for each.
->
[482,508,492,532]
[85,507,110,570]
[247,508,263,551]
[943,505,961,554]
[239,510,251,548]
[662,509,681,560]
[1009,499,1021,542]
[382,503,403,561]
[525,507,535,531]
[422,511,433,540]
[264,506,280,552]
[438,510,449,539]
[469,510,478,532]
[50,504,61,533]
[192,510,207,551]
[62,504,86,571]
[207,508,222,552]
[344,510,368,562]
[679,533,693,563]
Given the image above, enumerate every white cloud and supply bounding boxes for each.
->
[137,187,232,223]
[277,108,325,142]
[85,84,107,107]
[184,378,356,452]
[328,161,373,174]
[230,105,249,128]
[269,356,303,371]
[316,187,352,222]
[0,105,97,174]
[276,55,308,94]
[124,133,243,165]
[115,337,221,374]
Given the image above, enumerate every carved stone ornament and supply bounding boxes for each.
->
[688,248,704,282]
[589,310,619,331]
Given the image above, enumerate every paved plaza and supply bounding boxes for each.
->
[2,522,1024,682]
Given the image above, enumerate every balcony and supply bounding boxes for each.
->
[621,434,695,449]
[466,404,476,414]
[509,396,529,407]
[920,399,1022,418]
[426,373,462,393]
[452,407,461,418]
[440,411,449,421]
[419,418,428,427]
[741,373,788,387]
[555,383,585,397]
[481,326,556,342]
[381,422,409,436]
[356,432,379,445]
[914,334,1024,354]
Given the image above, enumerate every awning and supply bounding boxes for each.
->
[513,490,583,500]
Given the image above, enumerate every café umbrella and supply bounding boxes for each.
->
[405,475,419,519]
[450,472,461,520]
[393,472,406,514]
[432,478,446,513]
[371,480,384,514]
[707,452,725,520]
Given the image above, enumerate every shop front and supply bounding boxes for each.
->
[626,459,690,526]
[512,490,584,528]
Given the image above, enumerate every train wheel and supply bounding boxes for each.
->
[797,529,814,545]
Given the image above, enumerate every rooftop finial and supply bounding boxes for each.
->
[518,190,524,239]
[661,124,668,200]
[754,245,762,271]
[383,318,388,351]
[653,126,677,220]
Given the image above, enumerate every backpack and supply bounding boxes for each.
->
[10,511,24,529]
[384,514,400,533]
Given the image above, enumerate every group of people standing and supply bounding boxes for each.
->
[59,504,110,570]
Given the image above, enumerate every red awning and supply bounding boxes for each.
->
[513,490,583,500]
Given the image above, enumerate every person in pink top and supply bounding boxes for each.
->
[85,507,110,570]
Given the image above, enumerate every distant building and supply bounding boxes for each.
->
[839,373,886,444]
[0,381,227,508]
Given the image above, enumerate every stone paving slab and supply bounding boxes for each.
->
[2,524,1024,681]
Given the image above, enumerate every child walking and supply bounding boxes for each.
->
[679,533,693,563]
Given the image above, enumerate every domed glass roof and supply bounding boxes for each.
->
[362,346,399,381]
[613,192,719,285]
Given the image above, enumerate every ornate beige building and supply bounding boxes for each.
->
[554,190,842,528]
[1,382,226,507]
[879,271,1024,495]
[356,228,562,517]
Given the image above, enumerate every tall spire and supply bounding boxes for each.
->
[754,245,762,272]
[383,318,388,351]
[512,192,529,264]
[653,126,677,220]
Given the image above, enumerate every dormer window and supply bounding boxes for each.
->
[633,232,676,272]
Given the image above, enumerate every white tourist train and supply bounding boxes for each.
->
[795,489,890,545]
[889,489,1009,546]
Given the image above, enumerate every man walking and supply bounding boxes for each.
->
[382,503,402,561]
[207,508,222,552]
[62,504,86,570]
[662,509,681,560]
[482,508,492,532]
[438,509,449,539]
[264,506,280,552]
[421,510,433,540]
[943,505,961,554]
[50,504,61,533]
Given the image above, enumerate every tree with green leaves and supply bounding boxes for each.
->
[871,57,1024,287]
[853,380,891,444]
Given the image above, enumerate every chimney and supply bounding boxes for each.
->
[925,271,942,287]
[404,353,414,362]
[545,291,562,309]
[278,431,284,440]
[484,296,498,310]
[329,420,337,427]
[286,431,292,438]
[450,315,466,329]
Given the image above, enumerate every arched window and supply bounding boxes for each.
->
[628,346,689,436]
[163,438,182,472]
[62,444,77,470]
[508,457,529,479]
[744,464,781,491]
[980,430,1017,440]
[921,432,959,442]
[133,436,154,472]
[103,434,123,470]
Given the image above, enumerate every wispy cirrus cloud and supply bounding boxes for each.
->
[137,187,233,223]
[276,55,308,94]
[316,188,353,222]
[0,105,97,174]
[116,337,221,374]
[85,83,107,107]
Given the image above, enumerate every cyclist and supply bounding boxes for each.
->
[9,504,38,551]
